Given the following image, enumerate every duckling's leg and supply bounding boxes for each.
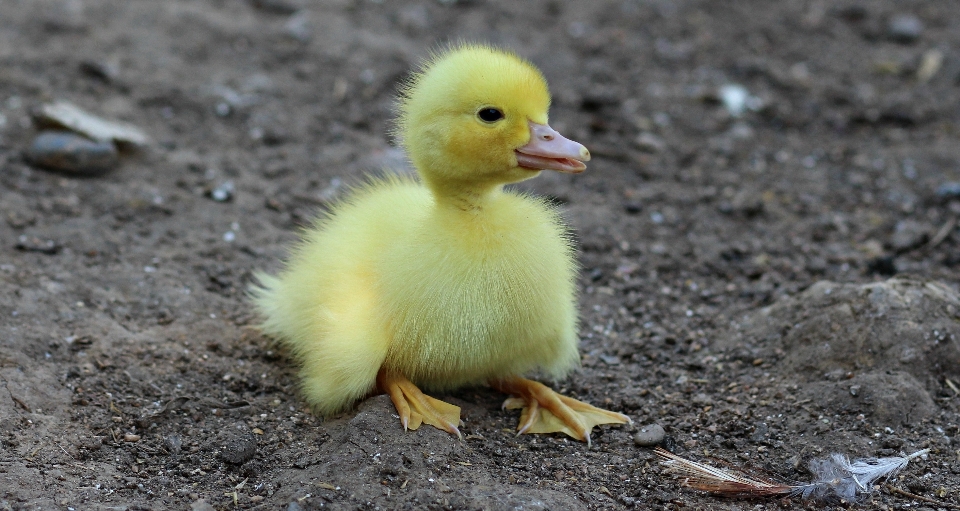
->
[490,377,631,445]
[376,369,462,439]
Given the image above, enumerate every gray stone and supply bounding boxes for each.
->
[936,182,960,198]
[208,181,235,202]
[634,132,665,153]
[633,423,665,447]
[890,219,930,253]
[26,131,118,174]
[887,14,923,43]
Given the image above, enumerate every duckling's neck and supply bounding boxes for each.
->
[426,180,504,213]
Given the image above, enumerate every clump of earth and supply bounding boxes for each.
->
[721,276,960,426]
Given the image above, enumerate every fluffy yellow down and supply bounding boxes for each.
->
[252,44,580,416]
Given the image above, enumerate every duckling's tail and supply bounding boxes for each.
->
[248,270,389,416]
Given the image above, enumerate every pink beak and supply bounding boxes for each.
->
[515,121,591,174]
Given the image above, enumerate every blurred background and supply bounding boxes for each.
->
[1,1,958,509]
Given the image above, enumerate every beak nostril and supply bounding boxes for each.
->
[543,135,553,141]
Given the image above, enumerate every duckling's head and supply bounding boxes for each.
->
[396,44,590,196]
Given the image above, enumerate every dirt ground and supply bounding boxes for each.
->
[2,0,959,509]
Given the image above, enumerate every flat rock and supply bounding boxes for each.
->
[33,101,148,147]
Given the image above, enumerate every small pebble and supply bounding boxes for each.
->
[634,132,665,153]
[79,60,119,82]
[208,181,235,202]
[936,182,960,198]
[718,84,748,117]
[887,14,923,43]
[729,190,765,217]
[284,11,311,42]
[599,354,621,366]
[633,423,666,447]
[123,433,141,442]
[163,434,182,454]
[286,502,305,511]
[157,309,175,325]
[15,235,60,255]
[916,49,943,82]
[26,131,118,174]
[890,219,930,252]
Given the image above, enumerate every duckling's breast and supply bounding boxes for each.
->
[377,192,581,389]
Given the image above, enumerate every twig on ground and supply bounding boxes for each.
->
[946,378,960,396]
[886,485,960,510]
[927,216,957,249]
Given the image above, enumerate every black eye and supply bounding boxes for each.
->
[478,108,504,122]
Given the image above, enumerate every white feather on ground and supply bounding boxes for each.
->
[656,447,930,503]
[794,449,930,502]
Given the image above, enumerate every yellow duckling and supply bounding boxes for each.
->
[252,44,630,443]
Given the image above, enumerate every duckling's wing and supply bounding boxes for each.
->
[251,177,427,416]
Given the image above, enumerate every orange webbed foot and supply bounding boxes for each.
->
[491,377,631,446]
[377,369,462,439]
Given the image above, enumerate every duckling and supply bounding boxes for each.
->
[252,44,630,443]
